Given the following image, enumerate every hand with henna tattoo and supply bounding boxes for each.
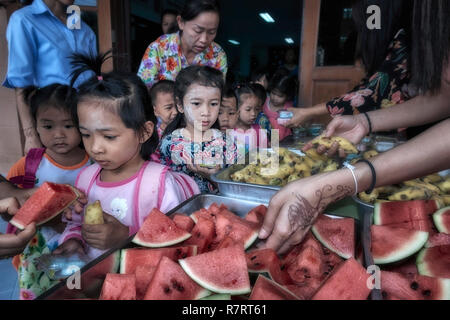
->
[259,170,354,254]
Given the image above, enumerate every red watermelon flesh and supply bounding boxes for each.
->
[172,214,195,233]
[190,208,215,223]
[214,211,259,249]
[407,274,450,300]
[287,245,325,284]
[285,278,322,300]
[312,258,371,300]
[280,232,320,270]
[132,208,191,247]
[387,219,436,234]
[321,247,344,278]
[245,249,291,285]
[426,233,450,248]
[374,200,439,225]
[183,216,215,253]
[179,245,251,295]
[312,215,355,259]
[10,182,79,229]
[143,256,210,300]
[249,275,301,300]
[245,205,267,227]
[99,273,136,300]
[417,245,450,279]
[214,236,243,250]
[134,265,157,300]
[371,225,429,264]
[433,207,450,234]
[120,246,196,274]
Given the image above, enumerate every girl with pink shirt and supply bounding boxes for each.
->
[263,73,297,141]
[54,53,199,259]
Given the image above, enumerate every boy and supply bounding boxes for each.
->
[218,86,239,132]
[150,80,178,139]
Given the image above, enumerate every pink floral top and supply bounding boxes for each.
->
[327,29,410,116]
[137,32,228,88]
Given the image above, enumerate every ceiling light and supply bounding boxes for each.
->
[285,38,294,44]
[259,13,275,23]
[228,40,240,45]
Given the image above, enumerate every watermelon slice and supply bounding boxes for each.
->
[416,245,450,279]
[285,283,319,300]
[183,216,215,253]
[172,214,195,232]
[132,208,191,247]
[245,248,291,285]
[312,258,371,300]
[10,182,79,229]
[134,265,157,300]
[179,245,251,295]
[374,200,440,225]
[386,219,436,233]
[287,245,325,284]
[433,207,450,234]
[99,273,136,300]
[380,271,450,300]
[143,256,210,300]
[311,215,355,259]
[371,225,429,264]
[214,210,259,249]
[425,233,450,248]
[249,275,301,300]
[120,246,197,274]
[214,236,243,250]
[245,205,267,226]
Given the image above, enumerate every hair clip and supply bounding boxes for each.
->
[97,76,103,81]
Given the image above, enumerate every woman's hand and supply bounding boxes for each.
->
[81,212,129,250]
[0,223,36,259]
[283,107,313,128]
[187,163,221,179]
[302,114,369,157]
[258,171,353,255]
[53,239,86,256]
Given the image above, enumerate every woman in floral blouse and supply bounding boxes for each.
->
[284,0,413,127]
[137,0,227,88]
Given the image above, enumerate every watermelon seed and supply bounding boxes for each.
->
[164,286,171,294]
[280,265,286,271]
[410,282,419,290]
[381,291,388,298]
[422,290,431,297]
[254,262,261,267]
[250,256,257,261]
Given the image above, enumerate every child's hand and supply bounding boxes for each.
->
[53,239,85,256]
[0,223,36,259]
[63,189,88,221]
[187,164,222,179]
[81,213,129,250]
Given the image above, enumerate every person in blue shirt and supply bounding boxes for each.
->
[3,0,97,154]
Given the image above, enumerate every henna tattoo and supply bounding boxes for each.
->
[23,126,37,138]
[288,184,353,234]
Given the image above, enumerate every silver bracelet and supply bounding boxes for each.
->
[343,162,358,196]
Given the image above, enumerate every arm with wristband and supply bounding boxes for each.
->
[259,118,450,254]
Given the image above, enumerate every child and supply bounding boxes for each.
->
[149,80,178,139]
[6,84,91,300]
[228,83,267,156]
[263,73,297,141]
[158,65,237,193]
[218,85,238,132]
[250,83,272,141]
[54,53,199,261]
[251,68,270,90]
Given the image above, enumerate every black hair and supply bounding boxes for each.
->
[149,80,175,107]
[24,84,76,124]
[410,0,450,95]
[233,82,257,107]
[70,52,159,160]
[162,8,178,19]
[222,84,237,102]
[180,0,220,22]
[352,0,412,75]
[268,73,297,101]
[163,65,224,136]
[249,83,267,105]
[250,68,270,83]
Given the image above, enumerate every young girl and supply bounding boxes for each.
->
[218,85,239,132]
[54,53,198,261]
[228,83,268,156]
[158,66,237,193]
[149,80,178,139]
[263,73,297,141]
[6,84,91,300]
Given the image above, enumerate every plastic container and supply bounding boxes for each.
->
[277,111,293,126]
[308,123,324,137]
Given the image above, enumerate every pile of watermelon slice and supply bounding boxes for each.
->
[371,200,450,300]
[95,203,378,300]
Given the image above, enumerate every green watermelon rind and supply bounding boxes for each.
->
[373,202,382,225]
[179,259,251,295]
[119,249,129,274]
[9,185,80,230]
[415,247,450,281]
[373,231,429,265]
[432,207,450,234]
[311,225,353,260]
[199,293,232,300]
[131,231,191,248]
[244,232,259,250]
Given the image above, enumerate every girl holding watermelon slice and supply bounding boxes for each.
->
[54,52,199,263]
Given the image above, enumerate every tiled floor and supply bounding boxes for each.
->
[0,218,20,300]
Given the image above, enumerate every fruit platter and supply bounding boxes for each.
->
[37,194,377,300]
